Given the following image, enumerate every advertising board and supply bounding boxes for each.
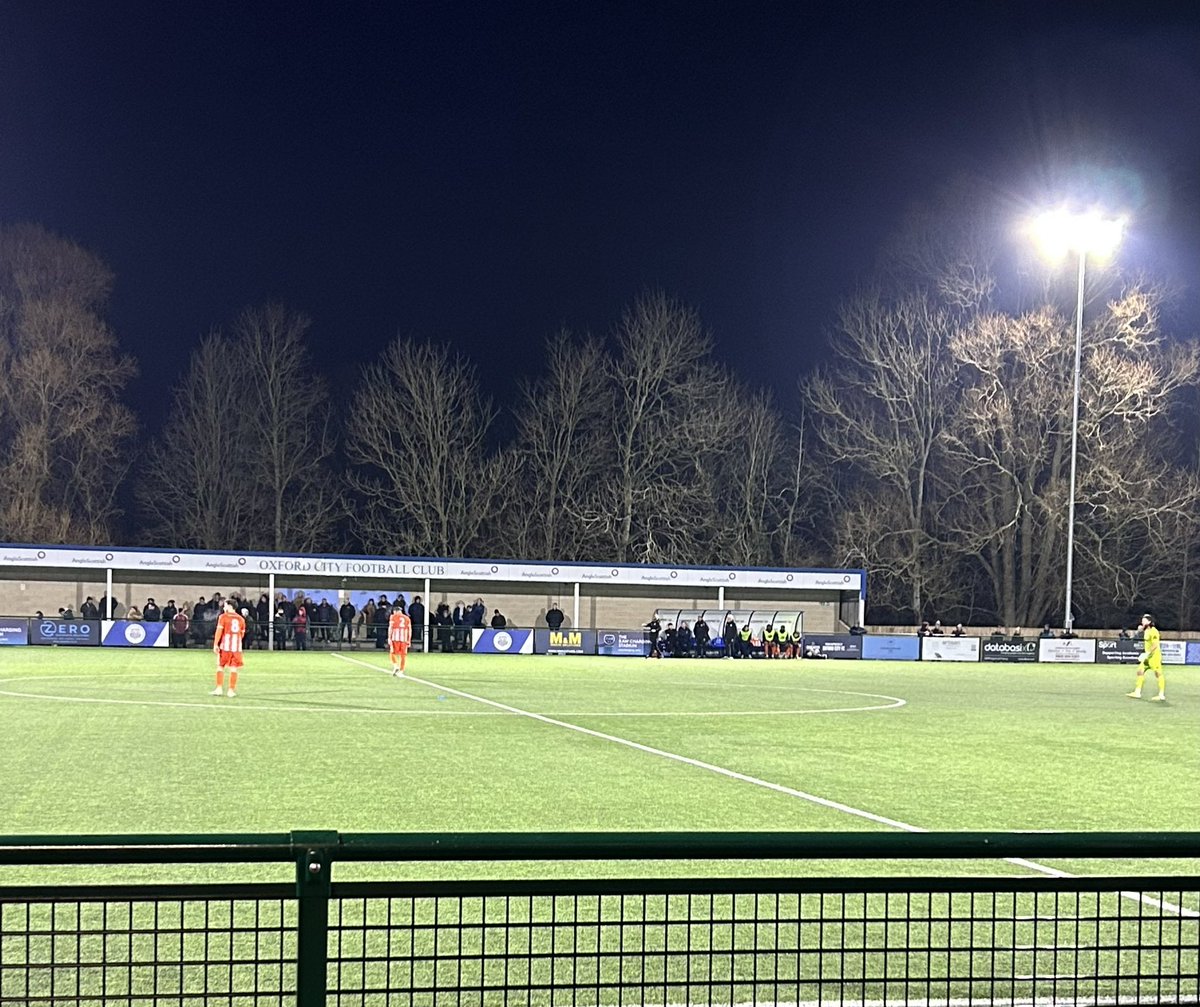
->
[470,628,533,654]
[596,630,651,657]
[533,629,597,656]
[1187,642,1200,666]
[920,637,981,662]
[0,617,29,646]
[802,634,862,659]
[30,618,100,646]
[980,639,1037,663]
[862,635,920,661]
[1159,640,1186,665]
[1037,638,1097,664]
[101,620,170,647]
[1095,639,1142,664]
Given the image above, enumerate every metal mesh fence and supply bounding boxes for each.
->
[326,880,1200,1007]
[0,886,295,1006]
[1,833,1198,1006]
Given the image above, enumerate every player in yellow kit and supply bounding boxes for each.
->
[1127,613,1165,701]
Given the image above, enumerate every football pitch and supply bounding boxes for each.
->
[2,647,1196,884]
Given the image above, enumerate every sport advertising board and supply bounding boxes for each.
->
[470,628,533,654]
[1187,642,1200,666]
[533,629,597,656]
[980,639,1037,663]
[101,620,169,647]
[0,617,29,645]
[1037,638,1097,664]
[862,635,919,661]
[596,630,651,657]
[920,637,981,662]
[30,618,100,646]
[802,634,862,659]
[1095,639,1142,664]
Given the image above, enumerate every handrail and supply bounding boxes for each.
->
[0,829,1196,865]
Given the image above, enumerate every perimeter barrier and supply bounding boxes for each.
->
[1,831,1197,1005]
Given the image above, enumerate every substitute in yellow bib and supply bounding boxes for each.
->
[1127,613,1166,701]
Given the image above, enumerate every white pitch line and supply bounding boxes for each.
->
[333,653,1199,919]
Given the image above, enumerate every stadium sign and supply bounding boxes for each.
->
[920,637,980,662]
[980,639,1037,663]
[1186,642,1200,666]
[596,630,651,657]
[863,635,920,660]
[1038,638,1096,664]
[1095,639,1142,664]
[0,544,864,596]
[0,617,29,645]
[30,618,100,646]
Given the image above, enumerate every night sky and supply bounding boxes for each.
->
[3,1,1200,429]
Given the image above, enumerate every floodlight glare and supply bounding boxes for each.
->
[1027,204,1126,635]
[1031,209,1125,263]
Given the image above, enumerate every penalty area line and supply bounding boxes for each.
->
[331,653,1197,918]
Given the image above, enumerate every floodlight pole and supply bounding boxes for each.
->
[1063,250,1086,634]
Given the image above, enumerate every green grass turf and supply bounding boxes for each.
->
[1,648,1197,885]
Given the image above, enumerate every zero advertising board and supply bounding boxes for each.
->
[1037,638,1097,664]
[470,628,533,655]
[101,620,169,647]
[30,618,100,646]
[862,635,920,661]
[980,639,1038,663]
[0,617,29,645]
[920,637,981,662]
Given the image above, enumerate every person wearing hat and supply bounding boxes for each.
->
[1127,613,1166,701]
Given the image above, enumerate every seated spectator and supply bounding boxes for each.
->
[80,596,99,620]
[143,598,161,622]
[918,621,932,637]
[1059,628,1077,639]
[126,605,143,621]
[930,620,945,636]
[990,627,1006,639]
[1039,624,1055,639]
[490,608,507,630]
[1118,627,1131,640]
[951,623,965,637]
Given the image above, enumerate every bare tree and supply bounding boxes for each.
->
[580,292,727,563]
[804,292,958,620]
[138,304,339,551]
[507,330,609,560]
[346,338,513,556]
[0,224,137,543]
[139,334,254,548]
[942,285,1200,627]
[232,304,340,551]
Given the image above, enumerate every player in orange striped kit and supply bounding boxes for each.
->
[211,599,246,697]
[388,603,412,676]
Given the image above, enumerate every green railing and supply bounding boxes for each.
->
[1,832,1197,1005]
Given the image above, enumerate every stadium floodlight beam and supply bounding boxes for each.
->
[1030,208,1126,634]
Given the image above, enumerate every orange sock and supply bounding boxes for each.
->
[215,670,224,688]
[229,671,238,691]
